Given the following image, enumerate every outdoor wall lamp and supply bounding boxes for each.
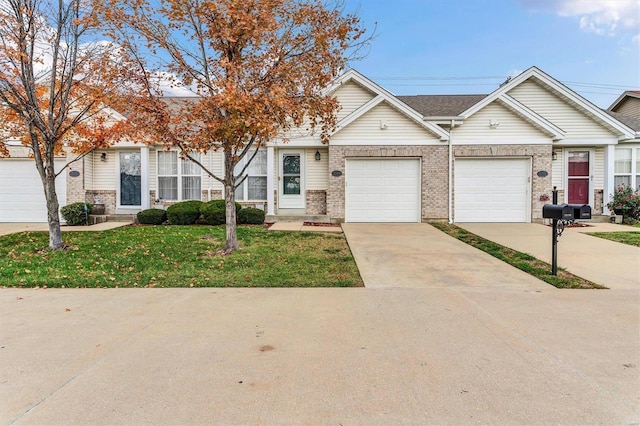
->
[552,151,557,161]
[315,150,321,161]
[100,152,107,162]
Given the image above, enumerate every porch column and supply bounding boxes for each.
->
[603,144,615,215]
[141,146,150,209]
[266,146,275,215]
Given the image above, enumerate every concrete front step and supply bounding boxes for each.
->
[265,214,331,223]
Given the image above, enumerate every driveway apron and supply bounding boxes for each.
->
[342,223,549,290]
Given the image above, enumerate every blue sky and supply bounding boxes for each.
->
[343,0,640,108]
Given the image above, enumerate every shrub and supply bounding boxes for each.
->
[238,207,266,225]
[166,200,203,225]
[200,199,242,225]
[607,184,640,220]
[60,202,92,226]
[137,208,167,225]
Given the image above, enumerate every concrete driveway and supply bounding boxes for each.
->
[341,223,549,290]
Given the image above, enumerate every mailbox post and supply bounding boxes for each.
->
[542,186,592,275]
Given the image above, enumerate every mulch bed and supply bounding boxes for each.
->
[303,222,341,227]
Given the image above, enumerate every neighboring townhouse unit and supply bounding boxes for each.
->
[1,66,637,224]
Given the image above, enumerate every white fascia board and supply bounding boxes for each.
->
[499,94,566,139]
[328,69,450,141]
[553,138,618,146]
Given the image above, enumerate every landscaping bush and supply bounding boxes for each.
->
[60,202,92,226]
[166,200,203,225]
[238,207,266,225]
[200,199,242,225]
[137,208,168,225]
[607,183,640,221]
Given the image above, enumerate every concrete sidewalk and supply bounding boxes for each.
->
[0,221,131,237]
[1,287,638,425]
[459,223,640,290]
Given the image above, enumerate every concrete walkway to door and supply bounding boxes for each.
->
[459,223,640,290]
[342,223,548,290]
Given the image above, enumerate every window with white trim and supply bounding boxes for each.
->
[157,151,202,201]
[234,150,267,201]
[613,147,640,189]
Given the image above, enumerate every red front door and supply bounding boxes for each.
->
[568,151,590,204]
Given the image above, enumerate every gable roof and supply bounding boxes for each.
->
[608,90,640,112]
[459,66,636,140]
[328,69,450,140]
[397,95,486,117]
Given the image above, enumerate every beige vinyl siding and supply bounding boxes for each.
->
[306,148,328,190]
[332,102,439,142]
[614,98,640,118]
[552,149,563,188]
[594,147,604,188]
[454,102,549,142]
[335,80,376,121]
[208,151,224,191]
[509,80,615,139]
[93,149,116,190]
[84,152,94,190]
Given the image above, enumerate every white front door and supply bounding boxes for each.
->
[278,151,305,209]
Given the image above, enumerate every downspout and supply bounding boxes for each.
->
[448,120,455,224]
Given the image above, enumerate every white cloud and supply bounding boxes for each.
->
[516,0,639,36]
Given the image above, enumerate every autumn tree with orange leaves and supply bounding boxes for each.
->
[96,0,368,253]
[0,0,134,249]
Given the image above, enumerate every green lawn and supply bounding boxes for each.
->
[430,222,605,289]
[0,225,363,288]
[586,232,640,247]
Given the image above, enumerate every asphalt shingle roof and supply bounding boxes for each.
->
[397,94,487,117]
[604,110,640,132]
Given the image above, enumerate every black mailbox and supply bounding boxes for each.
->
[543,204,574,220]
[567,204,591,220]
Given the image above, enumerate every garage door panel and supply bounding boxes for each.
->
[346,159,420,223]
[455,158,529,223]
[0,159,67,222]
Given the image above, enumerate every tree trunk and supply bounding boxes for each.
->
[42,160,64,249]
[224,182,239,253]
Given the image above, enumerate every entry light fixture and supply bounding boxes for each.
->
[552,151,558,161]
[100,152,107,162]
[489,120,500,129]
[315,150,321,161]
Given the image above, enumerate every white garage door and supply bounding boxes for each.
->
[346,158,420,223]
[455,158,530,223]
[0,159,67,222]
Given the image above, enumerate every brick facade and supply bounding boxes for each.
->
[85,190,117,214]
[306,190,327,215]
[65,154,85,205]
